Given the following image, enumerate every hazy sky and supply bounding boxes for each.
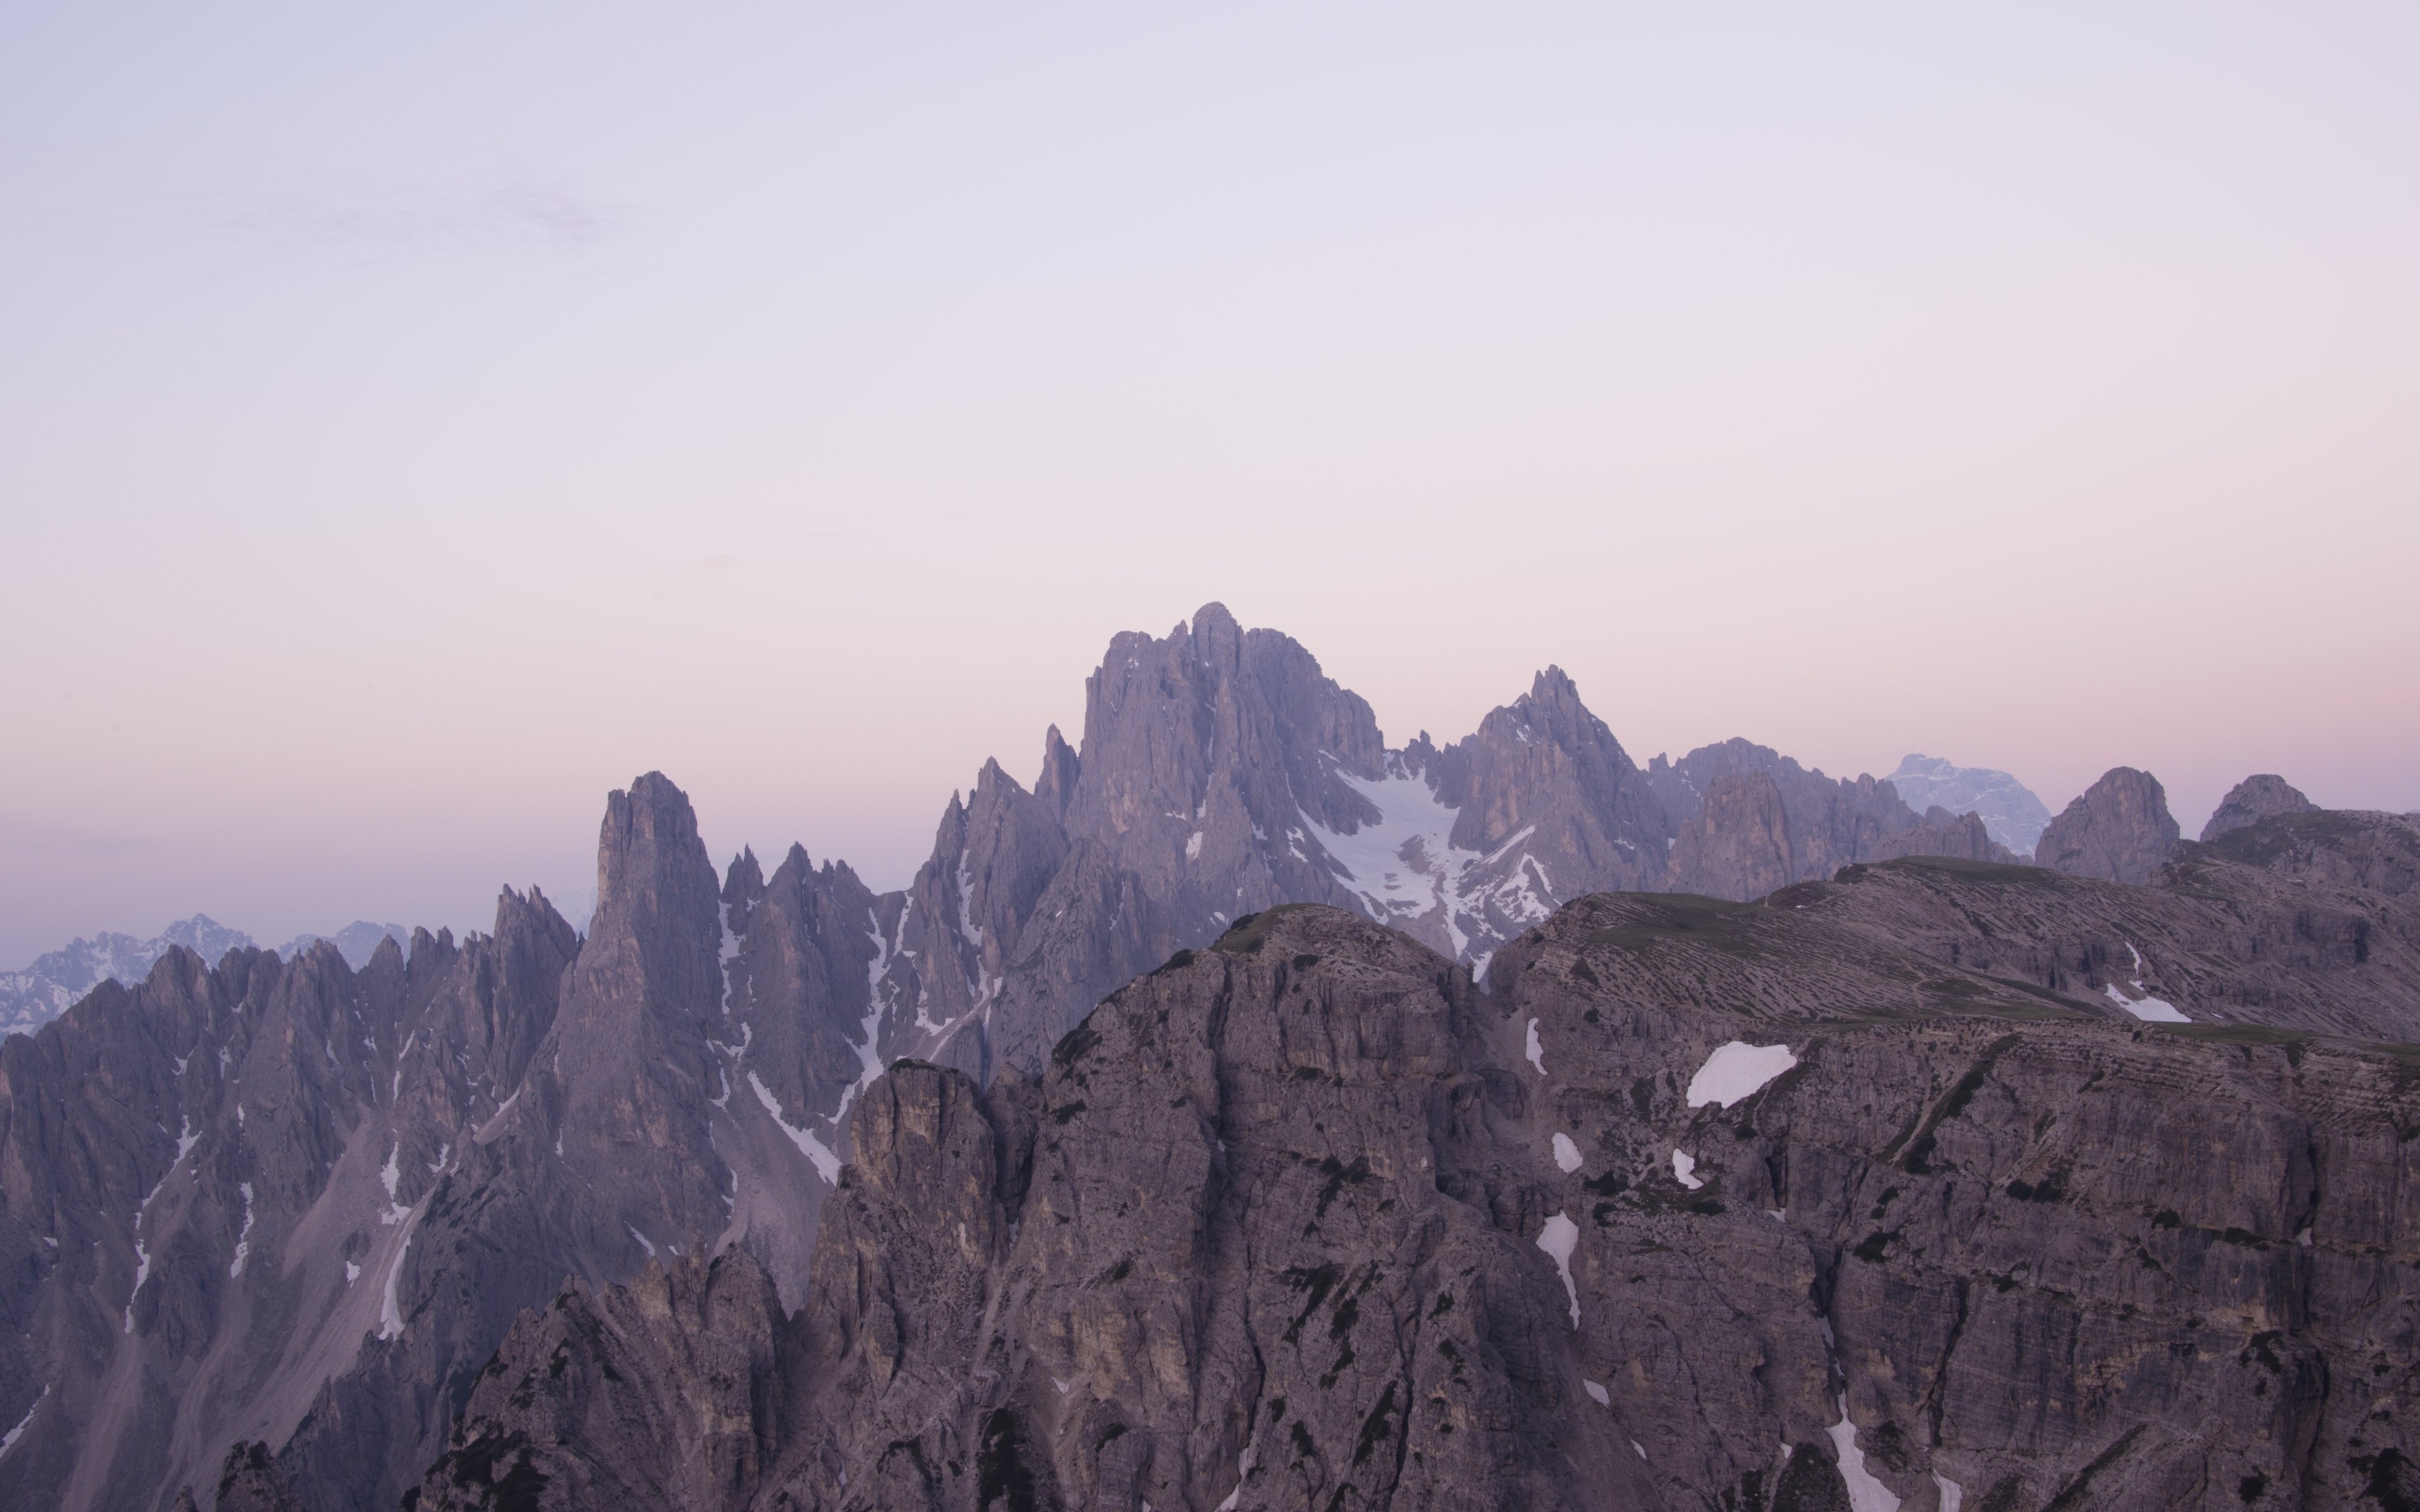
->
[4,4,2417,964]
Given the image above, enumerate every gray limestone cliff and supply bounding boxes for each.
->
[417,889,2420,1512]
[2203,775,2322,843]
[2037,767,2182,885]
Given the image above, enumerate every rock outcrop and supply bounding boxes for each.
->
[2202,774,2322,842]
[2193,808,2420,900]
[2036,766,2182,884]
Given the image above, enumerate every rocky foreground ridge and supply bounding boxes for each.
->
[413,877,2420,1512]
[1,607,2414,1510]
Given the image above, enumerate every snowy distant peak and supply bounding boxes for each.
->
[277,921,412,969]
[158,914,256,961]
[2,914,258,1038]
[1885,753,2054,856]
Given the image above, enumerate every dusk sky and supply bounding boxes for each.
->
[4,4,2416,963]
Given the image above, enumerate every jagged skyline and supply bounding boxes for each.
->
[6,8,2417,959]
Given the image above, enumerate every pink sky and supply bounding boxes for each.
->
[3,4,2416,961]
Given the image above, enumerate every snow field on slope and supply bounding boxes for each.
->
[1535,1211,1580,1327]
[1296,756,1558,959]
[1686,1041,1797,1108]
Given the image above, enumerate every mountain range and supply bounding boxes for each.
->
[3,922,417,1041]
[0,917,256,1039]
[1,604,2414,1512]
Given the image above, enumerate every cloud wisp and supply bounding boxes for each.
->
[198,171,630,266]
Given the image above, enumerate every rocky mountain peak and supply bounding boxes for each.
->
[582,771,723,1018]
[721,845,767,932]
[1184,597,1245,667]
[2201,773,2320,842]
[1422,665,1667,903]
[1034,723,1079,817]
[2037,765,2181,883]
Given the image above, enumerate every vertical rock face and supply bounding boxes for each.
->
[545,772,732,1261]
[418,1249,794,1511]
[200,1441,306,1512]
[2037,767,2182,884]
[2201,774,2320,842]
[1669,770,1796,899]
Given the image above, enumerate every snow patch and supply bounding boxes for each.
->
[1687,1041,1798,1108]
[228,1183,255,1277]
[1525,1019,1545,1075]
[378,1223,415,1340]
[628,1225,656,1259]
[1552,1133,1582,1173]
[478,1089,522,1139]
[1583,1379,1610,1406]
[718,905,741,1014]
[0,1384,48,1457]
[345,1261,361,1286]
[2107,942,2189,1022]
[124,1121,199,1332]
[955,852,984,952]
[1826,1395,1903,1512]
[2106,982,2189,1023]
[827,909,893,1129]
[1535,1211,1580,1327]
[379,1140,408,1223]
[750,1072,841,1184]
[1295,757,1502,956]
[1185,830,1204,861]
[1632,1439,1647,1460]
[1672,1150,1703,1190]
[1933,1474,1962,1512]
